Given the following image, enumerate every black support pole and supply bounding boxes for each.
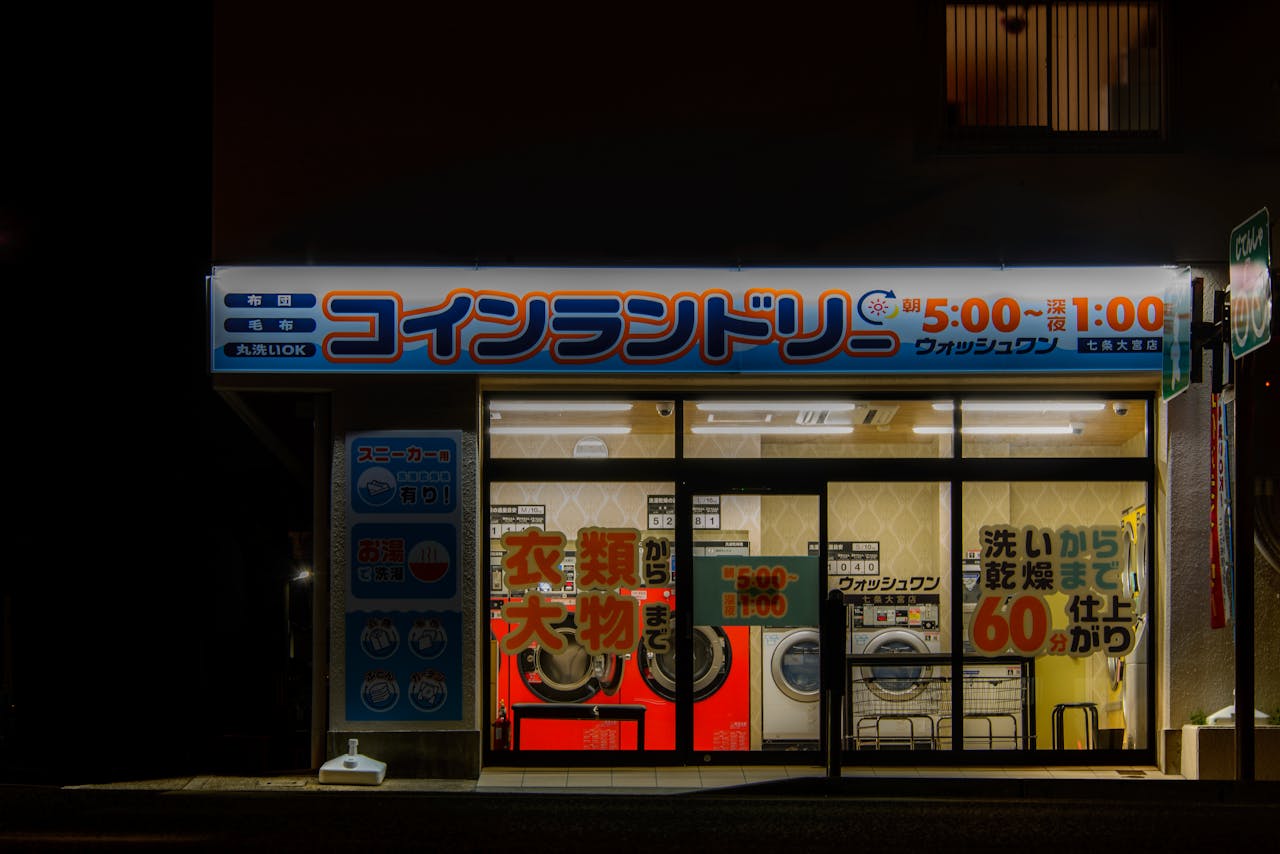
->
[1235,351,1256,781]
[824,588,846,780]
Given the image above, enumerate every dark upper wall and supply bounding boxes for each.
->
[213,2,1279,268]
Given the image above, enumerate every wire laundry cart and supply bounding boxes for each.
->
[935,665,1032,750]
[850,672,946,749]
[848,658,1033,750]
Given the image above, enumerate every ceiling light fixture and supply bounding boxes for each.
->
[490,426,633,435]
[695,401,857,412]
[931,401,1107,412]
[691,425,853,435]
[914,425,1077,436]
[488,401,634,413]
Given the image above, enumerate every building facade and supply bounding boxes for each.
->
[209,1,1278,779]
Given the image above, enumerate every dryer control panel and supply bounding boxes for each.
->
[849,594,940,630]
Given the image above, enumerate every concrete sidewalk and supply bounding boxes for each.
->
[2,772,1277,852]
[65,762,1189,795]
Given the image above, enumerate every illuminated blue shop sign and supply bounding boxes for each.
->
[209,266,1185,374]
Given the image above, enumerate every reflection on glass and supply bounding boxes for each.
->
[489,480,674,751]
[487,398,674,459]
[828,483,952,654]
[951,398,1147,457]
[961,482,1149,750]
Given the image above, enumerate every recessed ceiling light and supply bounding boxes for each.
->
[490,426,633,435]
[489,401,633,412]
[931,401,1106,412]
[914,424,1076,435]
[696,401,857,412]
[691,425,853,435]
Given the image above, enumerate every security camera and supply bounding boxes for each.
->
[656,401,674,417]
[1112,402,1129,416]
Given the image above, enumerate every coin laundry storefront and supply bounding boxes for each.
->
[208,265,1185,777]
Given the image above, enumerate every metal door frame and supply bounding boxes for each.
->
[674,479,827,763]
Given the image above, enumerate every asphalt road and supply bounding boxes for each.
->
[2,779,1277,852]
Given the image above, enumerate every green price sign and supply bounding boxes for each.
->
[693,556,819,626]
[1229,207,1272,359]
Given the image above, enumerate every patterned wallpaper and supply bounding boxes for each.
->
[490,481,673,535]
[827,482,952,639]
[761,438,950,459]
[827,482,945,577]
[760,495,819,554]
[490,433,674,459]
[965,428,1148,458]
[491,423,1143,460]
[685,433,762,459]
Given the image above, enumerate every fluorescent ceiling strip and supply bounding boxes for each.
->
[696,401,857,412]
[913,425,1076,436]
[931,401,1107,412]
[691,425,853,435]
[489,401,633,412]
[490,426,633,435]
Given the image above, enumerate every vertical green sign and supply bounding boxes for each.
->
[1229,207,1272,359]
[1162,272,1192,401]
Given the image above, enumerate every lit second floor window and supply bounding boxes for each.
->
[944,3,1164,138]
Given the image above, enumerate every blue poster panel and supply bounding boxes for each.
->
[349,522,457,600]
[349,435,457,515]
[345,430,462,722]
[345,610,463,720]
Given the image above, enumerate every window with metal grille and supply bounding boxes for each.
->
[943,3,1164,141]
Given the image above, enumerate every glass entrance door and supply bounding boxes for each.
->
[684,491,821,755]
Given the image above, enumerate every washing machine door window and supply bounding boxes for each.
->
[860,630,931,702]
[640,625,729,701]
[520,626,624,702]
[771,630,820,703]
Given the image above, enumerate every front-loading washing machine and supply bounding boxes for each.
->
[761,627,821,748]
[627,619,750,752]
[848,594,942,748]
[491,608,629,750]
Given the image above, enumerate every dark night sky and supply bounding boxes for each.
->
[209,3,923,265]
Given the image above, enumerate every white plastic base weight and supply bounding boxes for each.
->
[318,738,387,785]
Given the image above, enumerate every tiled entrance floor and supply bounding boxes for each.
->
[474,764,1181,792]
[69,765,1182,795]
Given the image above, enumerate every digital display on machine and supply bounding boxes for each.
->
[851,596,940,630]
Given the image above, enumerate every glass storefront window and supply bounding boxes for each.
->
[951,397,1148,458]
[684,399,954,458]
[829,482,961,750]
[962,481,1150,751]
[489,481,675,751]
[693,493,819,752]
[483,391,1155,761]
[487,398,674,459]
[828,482,952,651]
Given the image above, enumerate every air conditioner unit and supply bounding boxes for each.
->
[854,405,899,426]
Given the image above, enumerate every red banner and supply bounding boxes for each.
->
[1208,394,1226,629]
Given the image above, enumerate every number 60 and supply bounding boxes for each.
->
[970,594,1050,655]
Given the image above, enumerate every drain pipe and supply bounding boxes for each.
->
[311,394,331,770]
[823,589,847,780]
